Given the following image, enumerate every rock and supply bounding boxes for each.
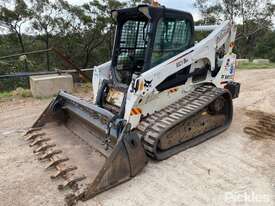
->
[236,59,249,66]
[252,59,270,64]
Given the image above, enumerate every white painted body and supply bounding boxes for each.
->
[93,21,237,129]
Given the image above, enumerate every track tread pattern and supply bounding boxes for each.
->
[136,84,228,160]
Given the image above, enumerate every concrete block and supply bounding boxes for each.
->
[252,59,270,64]
[236,59,249,66]
[30,74,73,98]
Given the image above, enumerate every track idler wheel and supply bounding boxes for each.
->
[208,96,225,114]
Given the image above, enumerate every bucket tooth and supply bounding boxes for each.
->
[58,175,86,190]
[38,149,62,160]
[34,143,56,153]
[29,138,51,147]
[51,166,77,179]
[65,191,85,206]
[46,156,69,169]
[25,132,46,141]
[24,127,42,136]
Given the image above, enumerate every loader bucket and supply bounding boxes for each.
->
[24,91,147,206]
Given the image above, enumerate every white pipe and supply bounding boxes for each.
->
[195,25,218,32]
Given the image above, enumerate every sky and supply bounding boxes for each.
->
[1,0,274,33]
[0,0,201,34]
[66,0,201,20]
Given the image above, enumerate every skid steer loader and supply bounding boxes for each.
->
[24,3,240,206]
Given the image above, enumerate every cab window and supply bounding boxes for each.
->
[151,18,192,67]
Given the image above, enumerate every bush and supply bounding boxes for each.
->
[11,87,32,97]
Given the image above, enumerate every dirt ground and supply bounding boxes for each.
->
[0,69,275,206]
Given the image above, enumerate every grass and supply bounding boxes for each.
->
[0,87,32,100]
[237,62,275,70]
[74,82,92,94]
[0,91,12,98]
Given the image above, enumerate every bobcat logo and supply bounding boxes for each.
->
[144,80,152,88]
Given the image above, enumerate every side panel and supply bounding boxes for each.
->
[213,53,237,86]
[92,61,111,103]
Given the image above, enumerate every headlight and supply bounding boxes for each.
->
[111,10,118,21]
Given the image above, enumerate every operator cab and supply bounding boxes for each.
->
[111,5,194,85]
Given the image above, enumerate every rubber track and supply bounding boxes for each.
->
[136,84,232,160]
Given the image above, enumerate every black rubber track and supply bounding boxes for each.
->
[136,84,233,160]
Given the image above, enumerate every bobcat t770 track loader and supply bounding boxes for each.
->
[24,4,240,206]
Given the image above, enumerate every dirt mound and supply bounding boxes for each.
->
[244,110,275,140]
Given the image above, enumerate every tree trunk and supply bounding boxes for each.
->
[16,31,28,71]
[17,33,25,53]
[82,47,90,69]
[46,33,50,71]
[109,29,114,59]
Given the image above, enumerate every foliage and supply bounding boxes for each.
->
[0,0,32,53]
[10,87,32,97]
[194,0,274,24]
[194,0,275,59]
[0,87,32,100]
[254,30,275,62]
[0,91,12,98]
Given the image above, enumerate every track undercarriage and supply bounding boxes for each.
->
[137,84,233,160]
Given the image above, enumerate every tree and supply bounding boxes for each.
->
[54,0,127,68]
[30,0,61,70]
[194,0,275,58]
[254,30,275,62]
[0,0,31,53]
[194,0,274,24]
[0,0,169,77]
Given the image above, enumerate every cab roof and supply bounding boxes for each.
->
[112,4,194,23]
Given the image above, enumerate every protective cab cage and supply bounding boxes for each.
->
[110,5,195,85]
[95,5,195,116]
